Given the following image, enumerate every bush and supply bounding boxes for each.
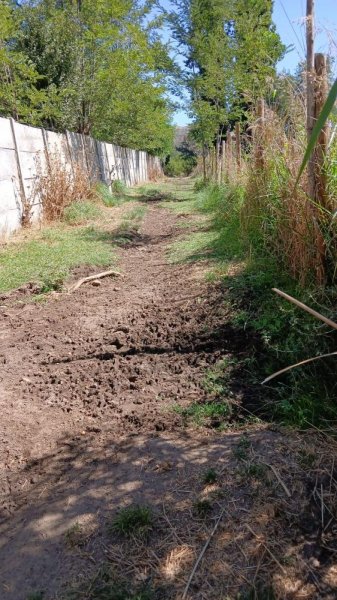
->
[164,150,197,177]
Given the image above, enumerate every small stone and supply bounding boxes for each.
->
[92,280,102,287]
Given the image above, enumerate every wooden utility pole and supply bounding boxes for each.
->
[306,0,315,198]
[227,130,233,177]
[235,122,241,170]
[314,53,329,210]
[255,98,265,169]
[222,140,226,182]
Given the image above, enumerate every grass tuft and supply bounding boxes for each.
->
[112,180,127,196]
[174,400,231,427]
[63,201,103,225]
[193,498,213,518]
[202,468,218,485]
[110,505,153,538]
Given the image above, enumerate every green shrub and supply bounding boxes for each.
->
[164,150,197,177]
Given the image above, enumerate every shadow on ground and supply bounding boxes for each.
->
[1,425,336,600]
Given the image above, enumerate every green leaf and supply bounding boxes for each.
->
[295,78,337,188]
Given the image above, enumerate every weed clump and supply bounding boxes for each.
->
[35,154,97,222]
[202,468,218,485]
[193,498,213,518]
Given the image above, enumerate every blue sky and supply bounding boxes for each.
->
[165,0,337,126]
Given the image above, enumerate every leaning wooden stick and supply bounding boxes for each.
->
[262,352,337,384]
[182,510,224,599]
[262,462,291,497]
[67,270,123,293]
[272,288,337,331]
[262,289,337,384]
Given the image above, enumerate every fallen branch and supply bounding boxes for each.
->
[262,462,291,497]
[67,270,123,293]
[182,510,224,599]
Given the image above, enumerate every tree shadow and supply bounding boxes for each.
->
[1,425,336,600]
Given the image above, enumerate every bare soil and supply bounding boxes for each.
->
[0,189,337,599]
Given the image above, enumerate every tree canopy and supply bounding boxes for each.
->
[168,0,285,151]
[0,0,174,155]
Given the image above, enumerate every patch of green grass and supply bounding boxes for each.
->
[110,505,153,538]
[202,357,237,397]
[161,198,200,215]
[202,468,218,485]
[174,400,231,427]
[63,201,103,225]
[0,226,115,293]
[27,593,44,600]
[194,178,209,192]
[112,180,127,195]
[137,179,196,202]
[169,230,218,264]
[124,206,146,222]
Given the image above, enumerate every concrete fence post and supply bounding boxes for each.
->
[9,118,26,209]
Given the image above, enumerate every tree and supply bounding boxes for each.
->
[0,0,49,123]
[168,0,285,171]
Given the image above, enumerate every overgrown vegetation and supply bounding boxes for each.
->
[164,174,337,428]
[34,154,97,223]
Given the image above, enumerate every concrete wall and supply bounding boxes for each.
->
[0,117,162,236]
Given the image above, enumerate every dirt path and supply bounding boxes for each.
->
[0,185,336,599]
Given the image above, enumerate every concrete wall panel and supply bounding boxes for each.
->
[0,117,162,236]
